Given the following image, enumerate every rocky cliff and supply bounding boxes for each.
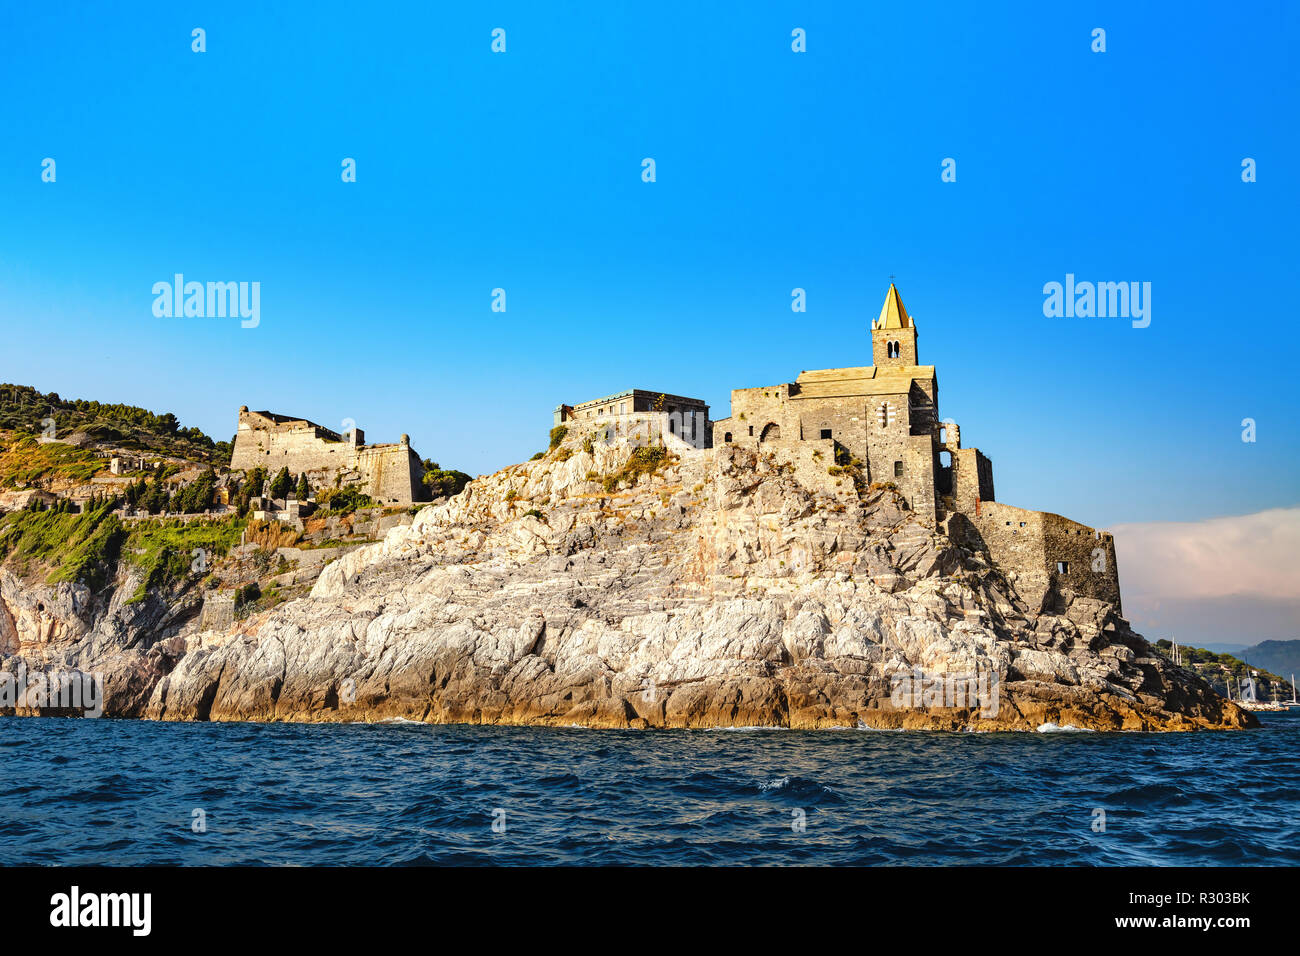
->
[0,427,1255,731]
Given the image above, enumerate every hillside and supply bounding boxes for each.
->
[0,420,1252,730]
[1153,639,1292,700]
[0,383,231,472]
[1241,640,1300,682]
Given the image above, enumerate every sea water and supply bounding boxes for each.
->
[2,712,1296,865]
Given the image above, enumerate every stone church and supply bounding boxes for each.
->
[711,284,1121,612]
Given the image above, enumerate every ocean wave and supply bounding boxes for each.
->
[1036,722,1095,733]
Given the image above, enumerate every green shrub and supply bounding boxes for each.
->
[549,425,569,450]
[420,460,471,500]
[315,486,374,514]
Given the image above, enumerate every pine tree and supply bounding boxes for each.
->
[269,466,292,500]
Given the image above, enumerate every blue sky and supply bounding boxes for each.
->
[1,0,1296,542]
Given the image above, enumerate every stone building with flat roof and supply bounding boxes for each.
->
[555,389,711,448]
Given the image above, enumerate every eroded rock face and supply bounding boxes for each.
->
[0,434,1255,731]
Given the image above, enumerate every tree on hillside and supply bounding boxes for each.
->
[269,467,292,500]
[420,459,471,501]
[296,473,310,501]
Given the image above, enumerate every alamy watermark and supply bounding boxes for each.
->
[890,666,999,718]
[1042,274,1150,328]
[0,664,104,717]
[152,274,260,328]
[581,408,709,450]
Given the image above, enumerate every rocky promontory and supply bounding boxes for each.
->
[0,426,1255,731]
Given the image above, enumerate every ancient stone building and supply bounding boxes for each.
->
[710,284,1120,611]
[555,389,711,448]
[230,407,424,505]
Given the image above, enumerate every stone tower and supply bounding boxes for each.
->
[871,283,918,366]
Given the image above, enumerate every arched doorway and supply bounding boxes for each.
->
[760,422,781,442]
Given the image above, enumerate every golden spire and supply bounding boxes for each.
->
[875,283,912,330]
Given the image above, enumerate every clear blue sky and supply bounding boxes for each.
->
[1,1,1296,528]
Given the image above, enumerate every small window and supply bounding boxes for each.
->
[1056,561,1069,574]
[749,426,754,436]
[820,429,832,440]
[724,432,732,443]
[1019,521,1026,527]
[893,460,904,478]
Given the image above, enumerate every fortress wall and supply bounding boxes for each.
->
[714,385,798,447]
[1042,513,1122,612]
[231,409,423,505]
[200,592,236,631]
[355,444,423,505]
[232,422,353,474]
[967,502,1121,612]
[577,412,708,455]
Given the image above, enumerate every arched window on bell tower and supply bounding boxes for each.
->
[872,283,918,366]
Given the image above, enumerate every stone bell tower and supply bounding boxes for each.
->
[871,283,918,367]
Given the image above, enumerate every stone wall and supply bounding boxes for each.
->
[958,502,1121,612]
[712,384,797,448]
[199,592,235,631]
[949,446,995,514]
[355,443,424,505]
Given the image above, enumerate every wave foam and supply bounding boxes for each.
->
[1036,722,1095,733]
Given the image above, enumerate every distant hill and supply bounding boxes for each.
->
[1196,642,1250,656]
[1240,640,1300,680]
[1153,639,1292,699]
[0,383,231,469]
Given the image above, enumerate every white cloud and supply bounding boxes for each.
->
[1109,508,1300,645]
[1111,507,1300,601]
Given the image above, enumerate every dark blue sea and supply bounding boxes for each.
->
[2,713,1297,866]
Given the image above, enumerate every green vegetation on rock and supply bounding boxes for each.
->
[420,459,471,500]
[0,500,125,591]
[0,435,103,488]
